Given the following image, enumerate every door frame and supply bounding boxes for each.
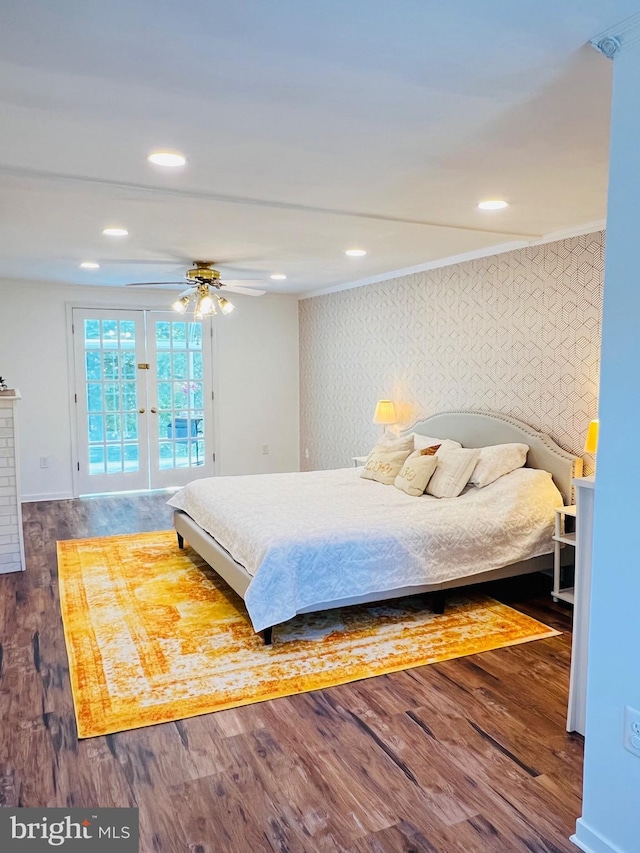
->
[66,301,219,497]
[146,309,216,490]
[72,307,150,495]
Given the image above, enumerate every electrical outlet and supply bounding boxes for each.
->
[261,444,269,455]
[623,706,640,757]
[39,456,49,469]
[304,448,310,460]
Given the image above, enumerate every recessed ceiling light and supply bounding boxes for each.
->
[102,227,129,237]
[270,274,287,280]
[345,248,367,257]
[80,262,100,270]
[478,200,508,210]
[147,151,187,167]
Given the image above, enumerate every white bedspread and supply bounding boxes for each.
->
[167,467,562,632]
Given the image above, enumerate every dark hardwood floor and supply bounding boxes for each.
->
[1,494,583,852]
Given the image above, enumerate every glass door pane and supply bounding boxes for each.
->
[73,309,149,494]
[147,313,214,488]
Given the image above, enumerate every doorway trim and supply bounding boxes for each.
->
[65,301,219,498]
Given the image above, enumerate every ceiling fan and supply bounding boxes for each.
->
[125,260,266,318]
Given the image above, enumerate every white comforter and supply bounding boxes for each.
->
[167,467,562,631]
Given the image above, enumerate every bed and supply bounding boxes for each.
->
[168,410,582,644]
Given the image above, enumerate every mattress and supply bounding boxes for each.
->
[167,466,563,631]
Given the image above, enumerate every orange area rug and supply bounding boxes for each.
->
[57,531,559,738]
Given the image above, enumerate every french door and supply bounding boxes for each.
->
[72,308,214,495]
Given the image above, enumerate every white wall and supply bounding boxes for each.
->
[214,292,300,476]
[574,31,640,853]
[0,279,299,500]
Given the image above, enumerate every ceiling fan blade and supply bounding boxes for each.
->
[222,285,266,297]
[220,279,265,286]
[125,281,187,287]
[97,259,187,266]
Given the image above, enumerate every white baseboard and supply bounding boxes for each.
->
[22,492,74,503]
[572,819,626,853]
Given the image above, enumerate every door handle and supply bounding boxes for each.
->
[138,408,146,414]
[150,407,157,414]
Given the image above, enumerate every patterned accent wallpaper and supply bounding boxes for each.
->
[299,231,604,476]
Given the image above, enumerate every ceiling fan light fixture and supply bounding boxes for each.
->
[126,261,257,316]
[195,287,216,318]
[217,295,234,314]
[172,295,191,314]
[147,150,187,168]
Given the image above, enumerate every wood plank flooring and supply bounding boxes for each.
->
[0,493,583,852]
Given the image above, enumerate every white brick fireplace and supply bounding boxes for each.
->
[0,391,25,573]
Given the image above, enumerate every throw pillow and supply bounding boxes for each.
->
[375,432,414,453]
[426,446,480,499]
[394,451,438,497]
[412,433,462,452]
[469,443,529,488]
[360,442,413,485]
[420,444,441,456]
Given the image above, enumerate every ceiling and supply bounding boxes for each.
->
[0,1,636,296]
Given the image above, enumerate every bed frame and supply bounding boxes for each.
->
[173,410,583,645]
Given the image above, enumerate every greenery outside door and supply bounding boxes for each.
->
[72,308,213,494]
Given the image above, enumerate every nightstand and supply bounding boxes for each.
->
[552,504,576,604]
[352,456,368,468]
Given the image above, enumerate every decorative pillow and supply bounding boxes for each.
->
[394,451,438,497]
[426,446,480,499]
[420,444,441,456]
[360,442,413,485]
[375,432,414,453]
[469,443,529,488]
[412,433,462,453]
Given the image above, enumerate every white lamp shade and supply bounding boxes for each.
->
[217,295,234,314]
[372,399,397,425]
[172,295,190,314]
[195,292,216,317]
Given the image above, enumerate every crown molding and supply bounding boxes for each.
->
[301,220,606,300]
[590,12,640,58]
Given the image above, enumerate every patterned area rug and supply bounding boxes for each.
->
[57,531,559,738]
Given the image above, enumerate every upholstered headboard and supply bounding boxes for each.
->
[405,410,583,504]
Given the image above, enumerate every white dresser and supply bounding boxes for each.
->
[0,391,25,573]
[567,475,595,735]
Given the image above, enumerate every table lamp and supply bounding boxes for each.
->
[373,399,397,433]
[584,419,599,455]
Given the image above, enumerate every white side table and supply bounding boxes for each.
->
[552,505,576,604]
[352,456,368,468]
[567,476,595,735]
